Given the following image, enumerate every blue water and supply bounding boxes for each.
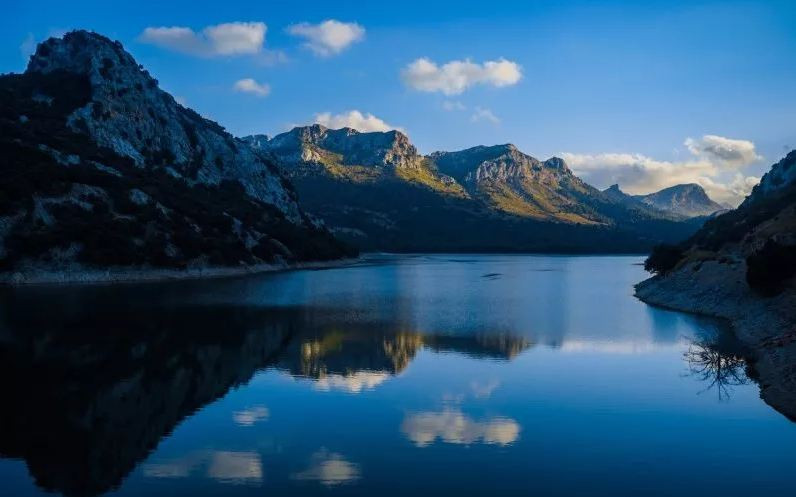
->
[0,255,793,497]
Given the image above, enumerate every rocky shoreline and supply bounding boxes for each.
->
[635,258,796,420]
[0,257,361,286]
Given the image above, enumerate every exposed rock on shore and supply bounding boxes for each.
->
[636,150,796,420]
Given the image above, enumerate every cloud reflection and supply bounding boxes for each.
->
[291,449,361,486]
[314,371,391,393]
[232,405,270,426]
[143,450,263,484]
[207,451,263,484]
[401,409,520,447]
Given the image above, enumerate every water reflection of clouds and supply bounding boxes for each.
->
[312,371,391,393]
[291,448,361,486]
[401,409,520,447]
[470,379,501,398]
[233,405,270,426]
[558,339,687,354]
[207,451,263,484]
[143,450,263,484]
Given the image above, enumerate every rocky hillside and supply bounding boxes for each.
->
[635,183,724,217]
[636,150,796,419]
[432,144,605,223]
[0,31,352,282]
[250,126,705,252]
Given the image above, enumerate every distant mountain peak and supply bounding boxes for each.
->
[634,183,723,217]
[266,124,422,170]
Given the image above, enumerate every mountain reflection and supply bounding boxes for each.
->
[275,327,531,391]
[0,298,530,496]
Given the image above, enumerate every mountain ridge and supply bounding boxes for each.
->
[250,125,708,252]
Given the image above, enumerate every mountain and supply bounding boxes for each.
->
[636,150,796,419]
[602,183,724,218]
[0,31,352,282]
[250,126,703,252]
[431,144,606,223]
[634,183,724,217]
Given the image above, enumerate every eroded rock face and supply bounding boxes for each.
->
[264,124,424,170]
[28,31,297,217]
[0,31,353,276]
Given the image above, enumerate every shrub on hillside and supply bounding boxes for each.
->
[644,244,685,275]
[746,240,796,296]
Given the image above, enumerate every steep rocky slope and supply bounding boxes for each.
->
[251,126,703,252]
[636,150,796,419]
[0,31,352,283]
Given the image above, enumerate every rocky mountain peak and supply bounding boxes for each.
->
[28,31,144,85]
[635,183,723,217]
[431,144,578,185]
[266,125,422,170]
[23,31,298,218]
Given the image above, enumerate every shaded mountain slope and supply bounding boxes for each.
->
[0,31,352,282]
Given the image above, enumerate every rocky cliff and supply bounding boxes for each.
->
[0,31,353,283]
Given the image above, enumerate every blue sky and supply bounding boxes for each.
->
[4,0,795,203]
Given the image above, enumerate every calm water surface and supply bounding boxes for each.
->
[0,255,794,497]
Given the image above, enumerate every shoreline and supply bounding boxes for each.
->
[0,257,362,287]
[634,259,796,421]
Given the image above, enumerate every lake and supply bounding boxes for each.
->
[0,254,794,497]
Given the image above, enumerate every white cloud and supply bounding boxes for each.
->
[402,57,522,95]
[291,449,361,486]
[139,22,266,57]
[470,106,500,124]
[287,20,365,56]
[562,135,763,206]
[401,409,520,447]
[233,78,271,97]
[313,110,403,134]
[685,135,762,168]
[20,33,36,60]
[442,100,466,111]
